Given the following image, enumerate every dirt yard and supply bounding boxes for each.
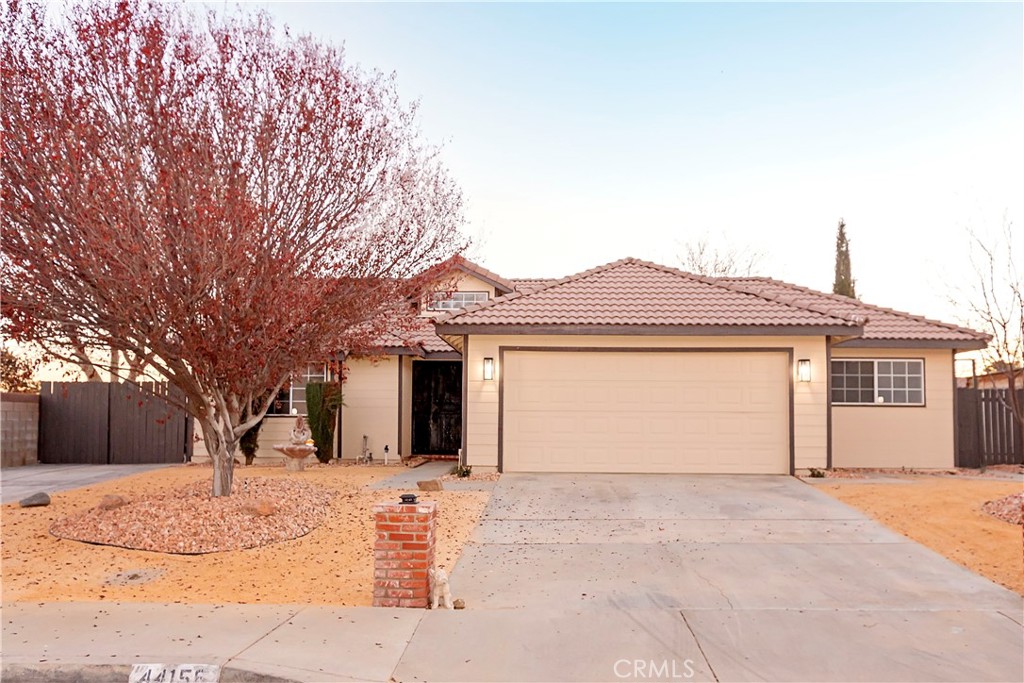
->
[1,464,489,605]
[816,477,1023,595]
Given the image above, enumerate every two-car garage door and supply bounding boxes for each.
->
[502,350,790,474]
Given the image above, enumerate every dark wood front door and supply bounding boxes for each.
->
[412,361,462,455]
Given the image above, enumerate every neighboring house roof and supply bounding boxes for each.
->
[436,258,866,335]
[717,276,989,349]
[960,365,1024,388]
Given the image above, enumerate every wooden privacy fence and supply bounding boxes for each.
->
[956,388,1023,468]
[39,382,193,465]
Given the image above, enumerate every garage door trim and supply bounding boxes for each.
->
[497,346,795,475]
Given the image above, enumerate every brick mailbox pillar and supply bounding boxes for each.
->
[372,500,437,608]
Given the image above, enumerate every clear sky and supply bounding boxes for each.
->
[251,1,1021,330]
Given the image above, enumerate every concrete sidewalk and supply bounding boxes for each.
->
[0,602,422,682]
[1,464,173,504]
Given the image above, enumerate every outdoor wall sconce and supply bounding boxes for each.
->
[797,359,811,382]
[483,357,495,381]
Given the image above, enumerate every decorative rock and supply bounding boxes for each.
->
[98,494,128,511]
[19,492,50,508]
[243,499,276,517]
[453,598,466,610]
[254,499,276,517]
[417,479,443,492]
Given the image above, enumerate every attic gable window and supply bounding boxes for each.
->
[429,290,489,311]
[831,359,924,406]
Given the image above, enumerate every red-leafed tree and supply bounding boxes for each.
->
[1,1,466,495]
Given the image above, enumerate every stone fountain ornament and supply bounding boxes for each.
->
[273,416,317,471]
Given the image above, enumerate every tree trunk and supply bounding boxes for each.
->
[201,415,237,497]
[72,345,104,382]
[212,453,234,496]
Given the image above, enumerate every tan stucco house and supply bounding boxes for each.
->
[198,257,989,473]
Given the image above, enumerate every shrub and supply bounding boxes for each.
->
[307,382,343,463]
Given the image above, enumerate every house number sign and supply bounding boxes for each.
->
[129,663,220,683]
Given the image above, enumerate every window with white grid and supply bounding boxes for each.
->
[428,290,489,311]
[267,363,327,415]
[831,359,924,405]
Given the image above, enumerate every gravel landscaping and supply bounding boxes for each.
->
[438,471,502,482]
[807,465,1024,480]
[50,477,334,554]
[2,464,489,605]
[981,491,1024,526]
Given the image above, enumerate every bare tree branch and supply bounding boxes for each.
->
[678,235,765,277]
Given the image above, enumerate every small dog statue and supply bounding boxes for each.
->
[428,565,453,610]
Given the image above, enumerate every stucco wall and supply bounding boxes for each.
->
[462,334,829,473]
[831,348,955,469]
[2,393,39,468]
[340,356,399,461]
[455,273,499,296]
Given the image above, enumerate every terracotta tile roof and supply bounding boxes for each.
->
[510,278,556,292]
[437,258,864,331]
[716,277,989,346]
[370,318,457,355]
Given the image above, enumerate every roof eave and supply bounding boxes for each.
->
[834,338,989,350]
[434,323,863,337]
[423,350,463,359]
[375,345,425,357]
[438,333,464,352]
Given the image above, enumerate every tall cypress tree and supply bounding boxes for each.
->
[833,219,857,298]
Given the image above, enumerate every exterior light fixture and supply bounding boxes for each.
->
[797,359,811,383]
[483,357,495,381]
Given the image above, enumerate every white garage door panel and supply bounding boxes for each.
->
[503,351,790,474]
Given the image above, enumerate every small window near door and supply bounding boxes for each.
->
[831,359,924,405]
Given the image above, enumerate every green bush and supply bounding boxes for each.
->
[307,382,343,463]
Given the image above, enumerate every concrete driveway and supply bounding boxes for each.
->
[1,464,172,503]
[395,473,1024,682]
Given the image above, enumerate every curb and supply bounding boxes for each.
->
[1,664,300,683]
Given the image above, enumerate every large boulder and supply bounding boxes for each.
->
[417,479,443,492]
[19,492,50,507]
